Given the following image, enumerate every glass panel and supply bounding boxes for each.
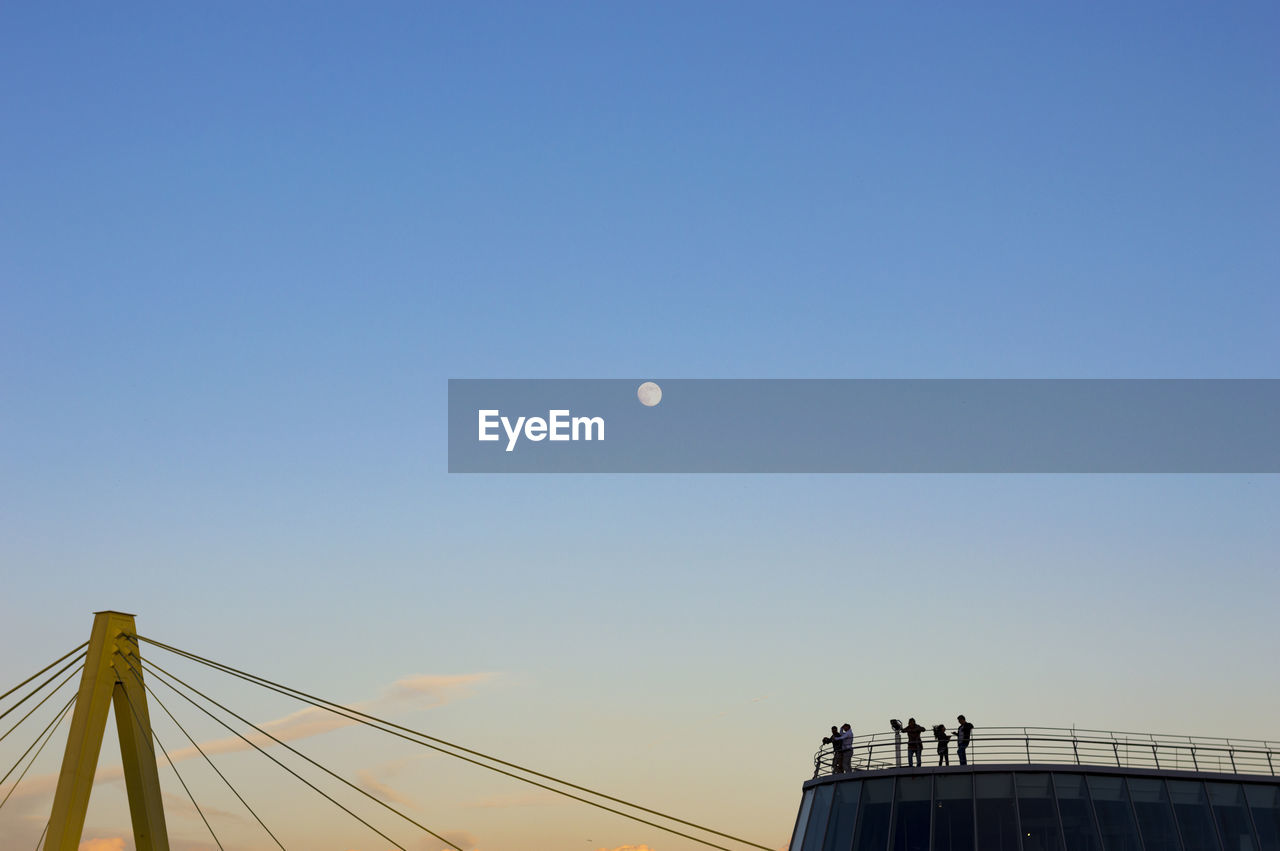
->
[803,785,836,851]
[1129,778,1181,851]
[1056,775,1103,851]
[977,773,1022,851]
[1169,780,1222,851]
[1087,775,1142,851]
[893,776,932,851]
[853,779,895,851]
[1245,785,1280,851]
[934,774,976,851]
[790,789,816,851]
[824,782,863,851]
[1208,783,1259,851]
[1018,773,1065,851]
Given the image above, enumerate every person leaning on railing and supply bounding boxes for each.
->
[821,726,839,772]
[820,723,854,773]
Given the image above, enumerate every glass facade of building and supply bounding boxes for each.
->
[789,769,1280,851]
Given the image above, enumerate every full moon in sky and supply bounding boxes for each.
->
[637,381,662,407]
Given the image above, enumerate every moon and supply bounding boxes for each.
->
[637,381,662,407]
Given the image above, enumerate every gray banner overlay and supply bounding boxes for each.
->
[448,380,1279,473]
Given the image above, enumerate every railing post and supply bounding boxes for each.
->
[1191,745,1198,772]
[1151,744,1160,770]
[1072,735,1080,765]
[1025,731,1031,764]
[1267,749,1273,776]
[1112,742,1121,767]
[1229,749,1237,773]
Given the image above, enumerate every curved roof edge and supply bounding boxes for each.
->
[802,762,1280,789]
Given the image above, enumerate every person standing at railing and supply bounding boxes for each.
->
[903,718,926,768]
[956,715,974,765]
[934,724,952,765]
[822,725,842,773]
[835,723,853,773]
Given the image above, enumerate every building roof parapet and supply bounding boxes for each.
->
[811,726,1277,780]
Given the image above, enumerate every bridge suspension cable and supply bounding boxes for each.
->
[114,651,288,851]
[0,651,86,732]
[0,663,82,751]
[129,651,454,851]
[137,634,774,851]
[112,669,225,851]
[2,647,88,851]
[0,642,87,705]
[139,652,747,851]
[32,818,50,851]
[0,691,77,813]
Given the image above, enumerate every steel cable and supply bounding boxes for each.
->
[0,665,81,753]
[0,654,86,732]
[135,657,422,851]
[114,682,225,851]
[0,693,76,813]
[137,635,770,851]
[115,649,288,851]
[0,643,87,704]
[0,690,77,793]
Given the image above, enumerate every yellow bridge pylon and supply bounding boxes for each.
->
[44,610,169,851]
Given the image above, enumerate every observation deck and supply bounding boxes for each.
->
[790,727,1280,851]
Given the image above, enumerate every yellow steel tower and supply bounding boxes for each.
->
[43,611,170,851]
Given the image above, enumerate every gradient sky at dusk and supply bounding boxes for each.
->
[2,4,1277,851]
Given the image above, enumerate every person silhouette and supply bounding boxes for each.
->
[822,725,842,774]
[956,715,975,765]
[835,723,853,773]
[903,718,925,768]
[934,724,951,766]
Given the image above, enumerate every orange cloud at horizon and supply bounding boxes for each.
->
[79,839,126,851]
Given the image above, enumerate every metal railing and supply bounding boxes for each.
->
[811,726,1278,779]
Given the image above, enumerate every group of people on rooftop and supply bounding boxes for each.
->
[822,715,975,773]
[899,715,975,767]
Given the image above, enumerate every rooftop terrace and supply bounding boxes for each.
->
[813,727,1279,779]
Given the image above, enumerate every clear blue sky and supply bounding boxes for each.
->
[2,5,1277,851]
